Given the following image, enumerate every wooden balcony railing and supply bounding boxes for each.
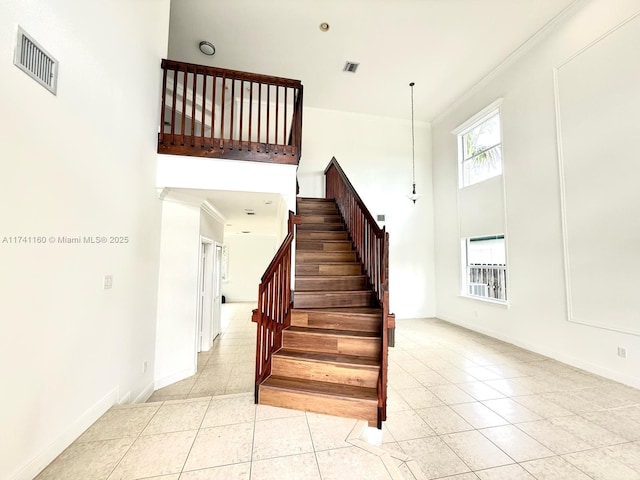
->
[159,59,303,165]
[252,212,295,400]
[324,157,395,427]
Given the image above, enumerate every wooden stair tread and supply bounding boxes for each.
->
[286,326,380,338]
[296,262,361,268]
[293,306,382,316]
[295,274,367,279]
[262,375,378,401]
[275,348,379,367]
[297,239,351,244]
[295,289,373,295]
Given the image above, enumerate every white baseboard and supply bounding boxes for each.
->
[134,381,155,404]
[117,389,131,405]
[8,387,118,480]
[154,367,195,390]
[436,314,640,390]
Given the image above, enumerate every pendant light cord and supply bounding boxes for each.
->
[410,82,416,193]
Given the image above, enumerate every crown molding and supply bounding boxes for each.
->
[201,200,226,224]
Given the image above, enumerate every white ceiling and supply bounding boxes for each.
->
[168,0,578,121]
[163,188,285,235]
[166,0,577,234]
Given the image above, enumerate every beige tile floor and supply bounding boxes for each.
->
[36,304,640,479]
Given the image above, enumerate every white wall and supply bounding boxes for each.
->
[432,0,640,388]
[154,201,225,388]
[200,208,225,243]
[298,107,436,319]
[157,154,298,214]
[223,234,279,302]
[154,201,201,388]
[0,1,170,479]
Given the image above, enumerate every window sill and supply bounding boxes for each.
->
[458,294,510,308]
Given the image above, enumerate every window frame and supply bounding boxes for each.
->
[460,234,508,304]
[453,99,504,189]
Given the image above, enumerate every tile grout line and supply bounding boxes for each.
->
[103,401,165,480]
[303,412,324,479]
[177,396,214,476]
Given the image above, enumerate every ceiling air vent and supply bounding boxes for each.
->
[14,26,58,95]
[343,62,359,73]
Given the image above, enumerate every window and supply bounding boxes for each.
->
[462,235,507,302]
[458,110,502,188]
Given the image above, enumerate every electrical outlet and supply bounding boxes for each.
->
[617,347,627,358]
[142,360,148,373]
[103,275,113,289]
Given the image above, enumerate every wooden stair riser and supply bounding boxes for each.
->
[297,251,356,263]
[296,231,349,241]
[294,291,374,308]
[259,386,377,425]
[297,207,339,216]
[283,330,381,357]
[298,215,343,224]
[296,223,345,231]
[291,310,381,333]
[295,275,367,291]
[296,263,362,276]
[271,356,379,388]
[296,240,353,252]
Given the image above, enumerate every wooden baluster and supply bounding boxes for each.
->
[219,75,226,149]
[171,68,178,144]
[284,87,288,151]
[248,82,253,149]
[190,68,196,146]
[275,86,279,153]
[258,83,262,149]
[181,65,187,145]
[230,79,235,148]
[160,64,167,144]
[239,79,244,150]
[266,84,271,150]
[201,72,207,147]
[211,74,217,144]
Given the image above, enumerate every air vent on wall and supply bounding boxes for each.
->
[343,62,359,73]
[14,26,58,95]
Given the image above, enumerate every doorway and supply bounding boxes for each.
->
[196,237,222,353]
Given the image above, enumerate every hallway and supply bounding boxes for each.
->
[149,303,257,402]
[35,305,640,479]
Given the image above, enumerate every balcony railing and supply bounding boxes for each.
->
[467,264,507,301]
[159,59,303,165]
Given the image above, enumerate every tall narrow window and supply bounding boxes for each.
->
[458,110,502,188]
[463,235,507,302]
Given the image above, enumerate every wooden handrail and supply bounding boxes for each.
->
[159,59,303,165]
[324,157,393,428]
[253,211,295,400]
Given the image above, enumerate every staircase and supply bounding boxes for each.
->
[257,198,383,425]
[254,157,393,428]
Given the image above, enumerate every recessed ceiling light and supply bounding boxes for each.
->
[198,41,216,56]
[319,22,330,32]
